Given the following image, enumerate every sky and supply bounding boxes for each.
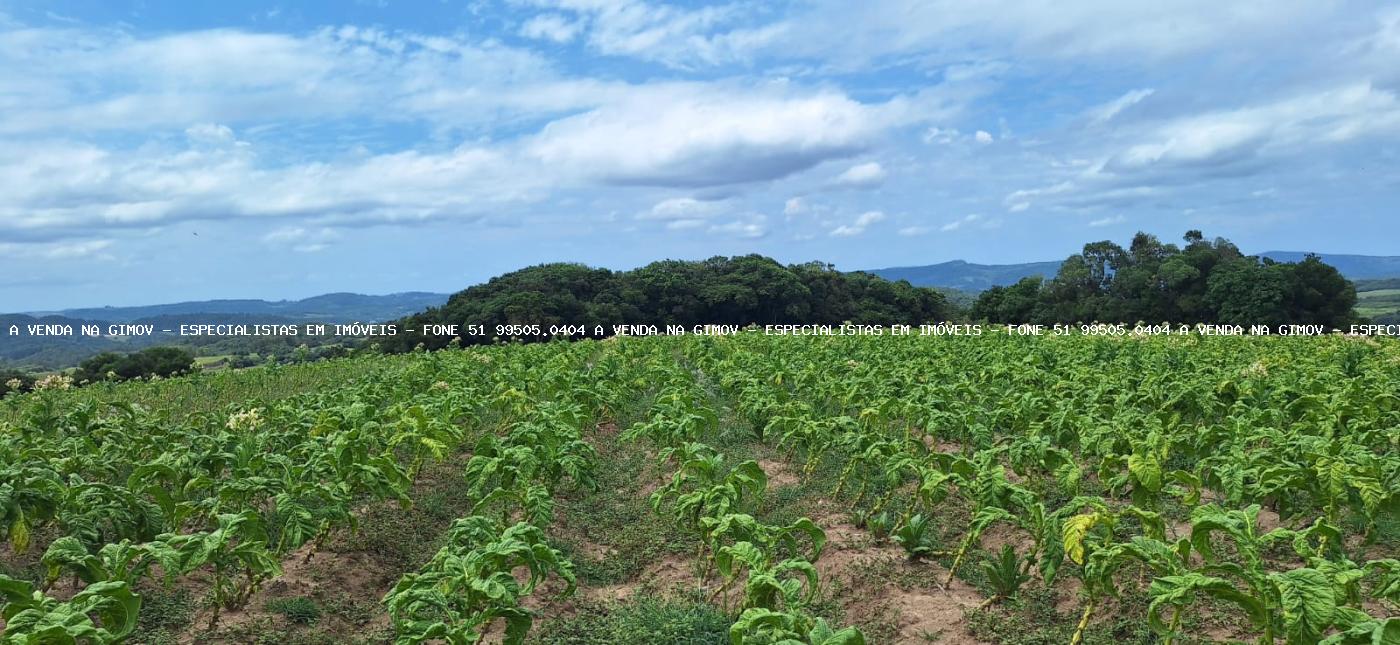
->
[1,1,1398,311]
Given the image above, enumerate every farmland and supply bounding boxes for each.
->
[1,333,1397,644]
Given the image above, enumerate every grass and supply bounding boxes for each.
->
[966,587,1159,645]
[552,429,695,586]
[266,596,321,625]
[527,595,731,645]
[129,587,195,645]
[1356,288,1400,319]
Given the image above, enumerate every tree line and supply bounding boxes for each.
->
[971,231,1358,327]
[383,255,953,352]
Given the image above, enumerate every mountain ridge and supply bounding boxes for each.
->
[19,291,451,323]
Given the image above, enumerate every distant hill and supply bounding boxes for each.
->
[25,292,450,324]
[868,252,1400,292]
[866,260,1063,292]
[1258,252,1400,280]
[0,312,340,371]
[0,314,129,370]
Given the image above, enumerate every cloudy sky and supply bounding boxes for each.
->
[2,1,1398,310]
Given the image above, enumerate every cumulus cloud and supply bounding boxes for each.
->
[829,210,885,237]
[639,197,727,220]
[0,16,948,243]
[709,218,767,238]
[526,85,915,187]
[832,161,887,188]
[0,136,533,242]
[974,130,993,143]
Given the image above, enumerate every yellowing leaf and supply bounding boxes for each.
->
[1063,513,1099,565]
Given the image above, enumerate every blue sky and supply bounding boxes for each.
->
[1,0,1398,310]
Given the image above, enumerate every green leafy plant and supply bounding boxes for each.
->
[0,576,140,644]
[979,545,1031,607]
[891,514,943,561]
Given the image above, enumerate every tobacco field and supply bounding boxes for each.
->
[1,332,1397,644]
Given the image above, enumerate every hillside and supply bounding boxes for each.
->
[865,260,1063,292]
[1259,251,1400,279]
[28,291,449,323]
[867,251,1400,292]
[1,312,348,371]
[1355,279,1400,324]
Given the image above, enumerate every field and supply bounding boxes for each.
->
[1,332,1397,644]
[1357,289,1400,322]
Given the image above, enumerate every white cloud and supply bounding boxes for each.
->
[511,0,780,68]
[1088,214,1126,227]
[923,127,960,144]
[897,225,930,236]
[1003,181,1073,212]
[829,210,885,237]
[665,218,705,230]
[783,197,805,216]
[0,24,602,135]
[185,123,238,146]
[974,130,993,143]
[0,136,535,242]
[832,161,887,188]
[940,213,981,231]
[1089,88,1155,124]
[520,14,583,43]
[709,219,766,238]
[262,226,341,252]
[1104,83,1400,175]
[0,239,113,260]
[640,197,726,220]
[730,1,1341,70]
[526,85,916,187]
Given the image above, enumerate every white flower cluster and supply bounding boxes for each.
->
[4,378,22,390]
[1241,360,1270,378]
[33,374,73,391]
[226,407,264,431]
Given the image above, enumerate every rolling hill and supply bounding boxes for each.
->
[867,252,1400,291]
[28,292,450,323]
[864,260,1064,292]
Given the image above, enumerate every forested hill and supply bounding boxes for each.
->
[382,256,951,352]
[972,231,1359,327]
[868,252,1400,292]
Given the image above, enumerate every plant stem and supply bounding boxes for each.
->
[1069,599,1094,645]
[943,533,974,589]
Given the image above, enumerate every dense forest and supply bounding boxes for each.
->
[383,255,952,352]
[971,231,1358,327]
